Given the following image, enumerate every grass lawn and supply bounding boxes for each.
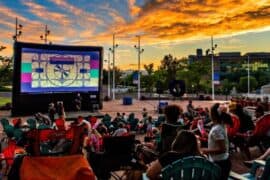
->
[0,85,12,92]
[0,96,11,106]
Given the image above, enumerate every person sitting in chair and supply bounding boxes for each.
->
[159,104,183,153]
[146,130,201,179]
[113,122,128,136]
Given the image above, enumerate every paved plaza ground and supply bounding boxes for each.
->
[100,99,226,119]
[0,99,226,120]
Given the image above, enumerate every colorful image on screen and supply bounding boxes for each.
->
[20,48,100,93]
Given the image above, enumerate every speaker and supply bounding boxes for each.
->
[169,80,186,97]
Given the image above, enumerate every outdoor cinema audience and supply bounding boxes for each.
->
[0,97,269,179]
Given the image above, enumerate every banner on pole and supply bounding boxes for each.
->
[133,72,138,84]
[214,72,220,85]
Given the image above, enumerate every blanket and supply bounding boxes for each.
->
[20,155,95,180]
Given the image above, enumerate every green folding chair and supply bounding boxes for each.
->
[143,156,221,180]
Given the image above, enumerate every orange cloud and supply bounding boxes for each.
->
[94,0,270,46]
[100,4,126,25]
[0,37,13,57]
[0,19,15,29]
[1,0,270,61]
[22,1,71,26]
[48,0,104,26]
[128,0,141,17]
[0,5,28,22]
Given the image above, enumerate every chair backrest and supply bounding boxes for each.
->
[254,114,270,136]
[103,134,135,155]
[261,157,270,179]
[227,114,240,137]
[249,158,270,178]
[160,123,183,153]
[26,124,86,156]
[161,156,221,180]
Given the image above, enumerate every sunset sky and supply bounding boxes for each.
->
[0,0,270,69]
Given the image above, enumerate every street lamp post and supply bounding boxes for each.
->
[210,36,217,101]
[13,17,23,41]
[247,55,250,96]
[40,24,50,44]
[134,35,144,100]
[109,34,118,100]
[104,52,111,98]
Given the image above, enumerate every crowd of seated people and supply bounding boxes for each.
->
[134,102,269,179]
[231,96,270,111]
[0,97,269,179]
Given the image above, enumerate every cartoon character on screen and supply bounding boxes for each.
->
[45,55,77,87]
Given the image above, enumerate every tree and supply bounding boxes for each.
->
[221,79,233,95]
[112,66,122,86]
[160,54,181,86]
[176,58,210,94]
[102,69,108,85]
[121,73,134,86]
[153,68,167,92]
[0,55,13,86]
[239,76,258,92]
[142,63,155,93]
[144,63,154,75]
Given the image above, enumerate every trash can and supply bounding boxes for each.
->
[123,97,133,105]
[158,101,168,113]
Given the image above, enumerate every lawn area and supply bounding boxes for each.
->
[0,85,12,92]
[0,96,11,106]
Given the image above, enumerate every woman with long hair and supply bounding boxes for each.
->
[146,130,201,179]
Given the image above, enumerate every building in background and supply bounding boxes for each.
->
[188,50,270,92]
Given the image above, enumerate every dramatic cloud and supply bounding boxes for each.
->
[100,4,126,25]
[96,0,270,45]
[48,0,104,25]
[128,0,141,16]
[22,1,71,26]
[1,0,270,61]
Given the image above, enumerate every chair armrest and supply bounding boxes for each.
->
[254,160,266,166]
[229,171,249,180]
[142,172,150,180]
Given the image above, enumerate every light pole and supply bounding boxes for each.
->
[104,52,111,98]
[209,36,217,101]
[134,35,144,100]
[13,17,23,41]
[40,24,50,44]
[109,34,118,100]
[247,55,250,96]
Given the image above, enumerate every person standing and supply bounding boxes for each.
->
[74,93,82,111]
[48,102,56,123]
[201,103,231,180]
[57,101,66,118]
